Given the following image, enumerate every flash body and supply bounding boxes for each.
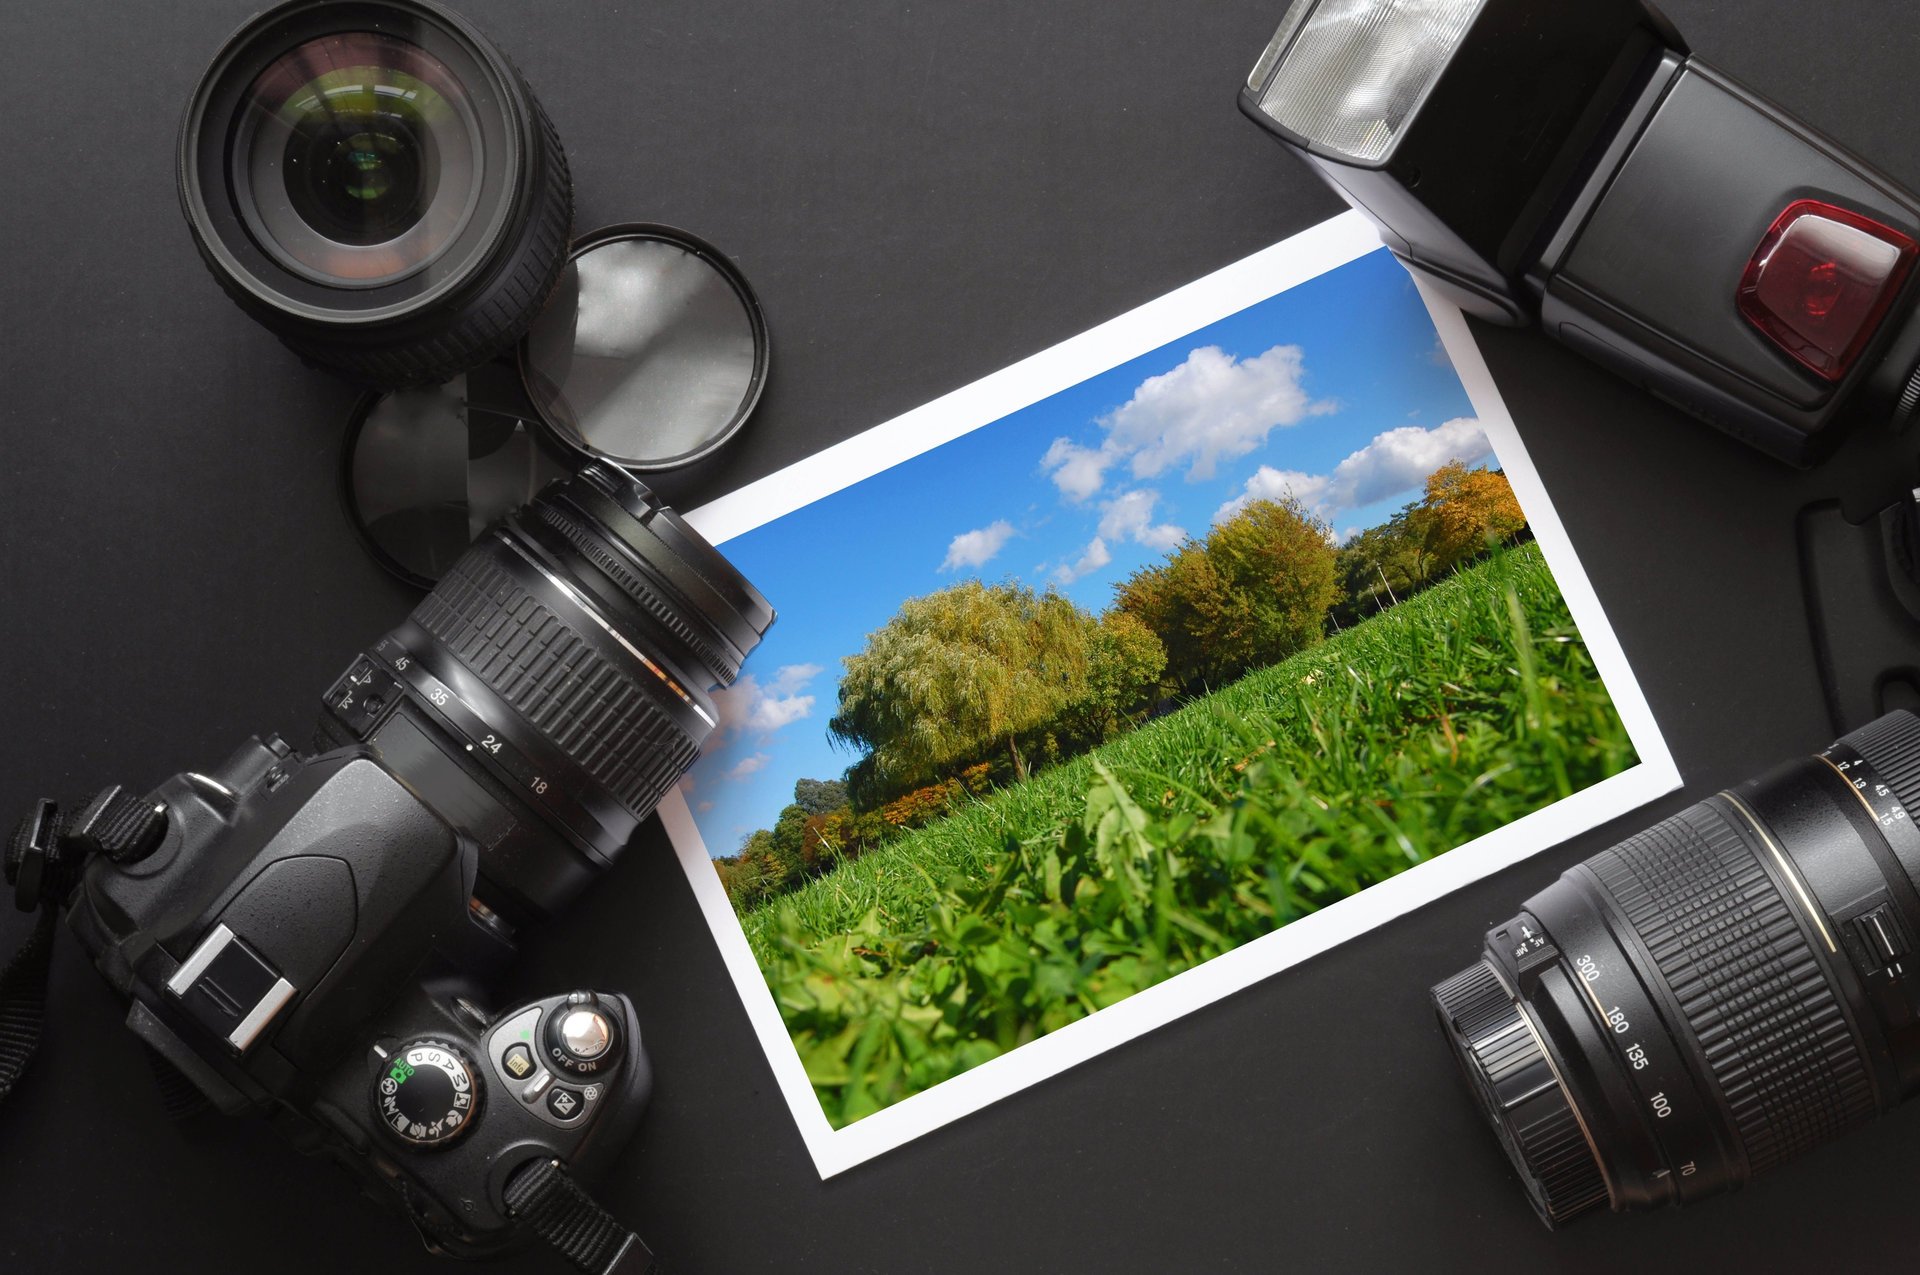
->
[1434,711,1920,1226]
[10,465,772,1261]
[1241,0,1920,467]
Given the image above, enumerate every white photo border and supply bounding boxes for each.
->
[661,211,1682,1179]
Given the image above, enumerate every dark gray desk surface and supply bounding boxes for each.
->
[5,2,1918,1270]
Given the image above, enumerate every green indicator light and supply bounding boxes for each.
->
[519,1030,531,1040]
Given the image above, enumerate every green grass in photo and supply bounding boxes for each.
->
[739,543,1635,1127]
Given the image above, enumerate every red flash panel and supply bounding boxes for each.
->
[1738,200,1918,382]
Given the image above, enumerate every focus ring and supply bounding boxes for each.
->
[532,501,741,686]
[410,548,703,817]
[1433,961,1609,1226]
[1589,803,1875,1177]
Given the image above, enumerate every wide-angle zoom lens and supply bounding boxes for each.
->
[180,0,571,387]
[1434,712,1920,1226]
[321,463,773,921]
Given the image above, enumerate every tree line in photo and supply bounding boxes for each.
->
[714,461,1527,907]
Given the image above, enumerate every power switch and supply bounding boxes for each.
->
[1853,904,1909,971]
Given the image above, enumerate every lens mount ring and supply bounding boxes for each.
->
[1434,960,1611,1227]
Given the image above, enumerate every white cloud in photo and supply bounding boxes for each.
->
[711,663,825,753]
[1214,417,1491,523]
[1040,438,1116,503]
[1213,468,1331,523]
[749,691,816,734]
[769,662,824,695]
[1097,489,1187,552]
[1053,537,1112,585]
[724,752,770,781]
[1100,344,1337,484]
[941,519,1017,572]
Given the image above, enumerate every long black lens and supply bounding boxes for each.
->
[319,464,773,923]
[1435,711,1920,1226]
[179,0,571,388]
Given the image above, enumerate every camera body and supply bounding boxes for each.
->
[6,465,773,1262]
[63,733,652,1257]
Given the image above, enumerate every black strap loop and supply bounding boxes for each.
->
[0,789,148,1113]
[0,906,57,1106]
[504,1157,659,1274]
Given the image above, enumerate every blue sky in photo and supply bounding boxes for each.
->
[686,247,1496,854]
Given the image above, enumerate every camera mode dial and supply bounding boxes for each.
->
[543,992,621,1078]
[374,1040,481,1148]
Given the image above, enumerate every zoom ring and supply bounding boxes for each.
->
[1589,803,1875,1178]
[411,549,702,817]
[1433,961,1609,1225]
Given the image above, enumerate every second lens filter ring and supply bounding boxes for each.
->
[342,224,770,587]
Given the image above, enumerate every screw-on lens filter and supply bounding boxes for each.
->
[342,360,572,587]
[520,223,769,471]
[343,223,768,585]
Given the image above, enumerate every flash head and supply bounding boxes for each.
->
[1241,0,1684,324]
[1242,1,1920,470]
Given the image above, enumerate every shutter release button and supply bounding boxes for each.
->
[543,993,621,1076]
[561,1009,611,1059]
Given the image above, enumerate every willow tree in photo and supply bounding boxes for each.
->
[830,581,1096,800]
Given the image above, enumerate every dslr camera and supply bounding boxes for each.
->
[8,465,771,1264]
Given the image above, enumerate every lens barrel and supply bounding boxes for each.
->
[320,464,773,922]
[179,0,571,387]
[1436,711,1920,1225]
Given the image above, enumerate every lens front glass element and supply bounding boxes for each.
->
[235,31,484,287]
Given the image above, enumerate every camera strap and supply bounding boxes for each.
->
[1,788,166,1111]
[504,1156,661,1274]
[0,906,56,1107]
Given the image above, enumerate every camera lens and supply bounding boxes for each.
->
[321,463,774,922]
[180,0,571,387]
[1434,712,1920,1226]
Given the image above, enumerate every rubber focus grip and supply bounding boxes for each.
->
[1587,801,1876,1177]
[411,549,703,818]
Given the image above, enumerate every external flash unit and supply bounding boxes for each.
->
[1240,0,1920,469]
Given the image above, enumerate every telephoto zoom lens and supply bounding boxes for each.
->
[318,462,773,925]
[1434,713,1920,1225]
[179,0,571,387]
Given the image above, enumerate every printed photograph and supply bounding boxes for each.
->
[676,246,1643,1136]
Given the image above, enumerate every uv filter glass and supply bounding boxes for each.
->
[520,224,768,470]
[342,363,570,586]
